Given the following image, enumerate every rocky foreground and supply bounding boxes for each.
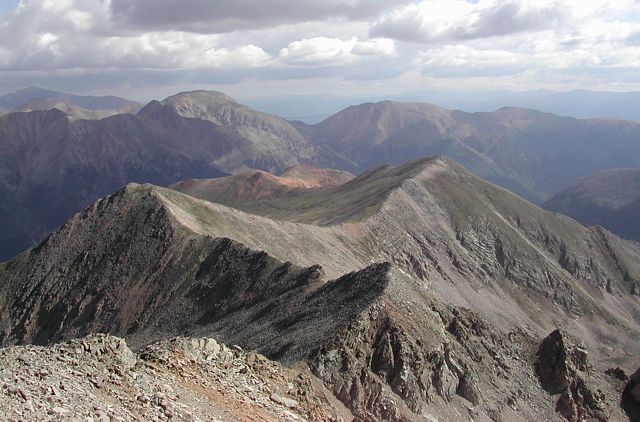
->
[0,334,349,421]
[1,330,639,421]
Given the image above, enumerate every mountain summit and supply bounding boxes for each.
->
[156,90,321,172]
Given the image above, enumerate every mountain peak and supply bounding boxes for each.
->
[162,90,238,107]
[159,89,272,126]
[160,91,241,123]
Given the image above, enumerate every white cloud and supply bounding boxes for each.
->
[99,33,271,69]
[279,37,395,66]
[370,0,640,88]
[372,0,640,42]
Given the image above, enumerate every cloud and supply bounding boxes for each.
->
[278,37,395,66]
[415,44,529,77]
[109,0,413,33]
[371,0,639,43]
[0,1,273,71]
[1,0,640,97]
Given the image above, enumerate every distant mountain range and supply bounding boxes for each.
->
[0,87,141,117]
[253,89,640,123]
[1,156,638,420]
[544,168,640,242]
[294,101,640,202]
[2,89,640,260]
[469,89,640,122]
[13,97,140,120]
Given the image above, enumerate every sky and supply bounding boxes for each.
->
[1,0,640,101]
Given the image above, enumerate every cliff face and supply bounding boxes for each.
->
[1,156,639,420]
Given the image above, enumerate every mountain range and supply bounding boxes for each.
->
[257,89,640,124]
[544,168,640,242]
[0,90,349,260]
[0,87,141,118]
[2,88,640,262]
[293,101,640,202]
[1,156,638,420]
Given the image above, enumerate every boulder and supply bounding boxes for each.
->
[536,329,606,421]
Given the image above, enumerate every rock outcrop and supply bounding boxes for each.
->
[536,329,607,421]
[625,368,640,403]
[623,367,640,420]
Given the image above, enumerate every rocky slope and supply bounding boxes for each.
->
[543,168,640,242]
[1,156,639,420]
[0,334,348,421]
[279,164,354,187]
[293,101,640,202]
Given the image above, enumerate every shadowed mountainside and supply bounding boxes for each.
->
[544,168,640,242]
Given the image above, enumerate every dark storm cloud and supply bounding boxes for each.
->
[110,0,415,33]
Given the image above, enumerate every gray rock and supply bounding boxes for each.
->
[270,393,298,409]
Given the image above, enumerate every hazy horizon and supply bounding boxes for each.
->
[6,84,640,124]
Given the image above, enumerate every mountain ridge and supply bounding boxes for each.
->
[4,89,640,265]
[14,97,141,120]
[0,87,140,111]
[1,156,639,420]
